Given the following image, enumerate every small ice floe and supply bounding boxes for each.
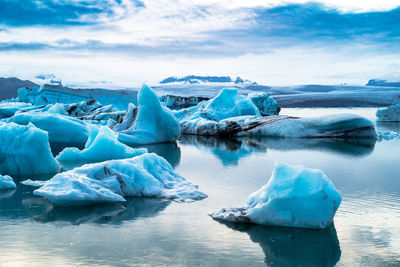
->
[56,125,147,163]
[0,174,16,190]
[376,104,400,122]
[21,179,47,187]
[33,153,207,206]
[210,162,342,229]
[378,130,400,141]
[0,122,61,175]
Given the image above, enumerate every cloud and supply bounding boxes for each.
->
[0,0,144,26]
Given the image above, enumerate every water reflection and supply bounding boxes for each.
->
[179,135,376,165]
[217,221,341,267]
[0,184,170,225]
[376,121,400,133]
[35,198,170,225]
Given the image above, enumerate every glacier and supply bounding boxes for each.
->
[33,153,207,205]
[210,162,342,229]
[0,174,16,190]
[376,104,400,122]
[0,122,61,175]
[56,125,147,163]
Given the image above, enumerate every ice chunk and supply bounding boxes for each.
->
[211,162,342,229]
[112,103,137,132]
[56,126,147,163]
[248,92,280,116]
[21,179,47,187]
[116,85,181,145]
[34,153,207,205]
[46,103,68,115]
[0,122,61,175]
[201,89,260,121]
[376,104,400,122]
[9,112,89,145]
[180,113,377,138]
[378,130,400,140]
[0,175,16,190]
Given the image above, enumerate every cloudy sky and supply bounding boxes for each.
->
[1,0,400,87]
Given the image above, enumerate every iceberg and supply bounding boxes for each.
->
[0,175,16,190]
[116,85,181,145]
[248,92,280,116]
[180,113,377,138]
[201,89,260,121]
[56,125,147,163]
[160,95,209,109]
[0,122,61,175]
[174,89,376,138]
[376,104,400,122]
[9,112,89,145]
[34,153,207,205]
[211,162,342,229]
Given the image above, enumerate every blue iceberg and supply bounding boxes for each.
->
[211,162,342,229]
[56,125,147,163]
[116,85,181,145]
[0,122,61,175]
[33,153,207,205]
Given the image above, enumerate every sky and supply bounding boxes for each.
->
[0,0,400,87]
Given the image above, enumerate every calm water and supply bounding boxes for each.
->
[1,108,400,266]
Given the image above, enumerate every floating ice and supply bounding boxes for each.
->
[116,85,181,145]
[376,104,400,122]
[378,130,400,140]
[34,153,207,205]
[211,162,342,229]
[201,89,260,121]
[56,125,147,163]
[21,179,47,187]
[248,92,280,116]
[0,175,16,190]
[0,122,61,175]
[180,113,377,138]
[9,112,89,144]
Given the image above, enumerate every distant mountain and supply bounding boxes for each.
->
[0,77,38,100]
[160,75,252,85]
[366,79,400,87]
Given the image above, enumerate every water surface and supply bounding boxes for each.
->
[0,108,399,266]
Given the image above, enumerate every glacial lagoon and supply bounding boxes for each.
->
[0,108,399,266]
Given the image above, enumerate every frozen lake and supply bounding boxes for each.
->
[0,108,399,266]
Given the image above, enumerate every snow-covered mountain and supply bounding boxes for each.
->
[159,75,254,85]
